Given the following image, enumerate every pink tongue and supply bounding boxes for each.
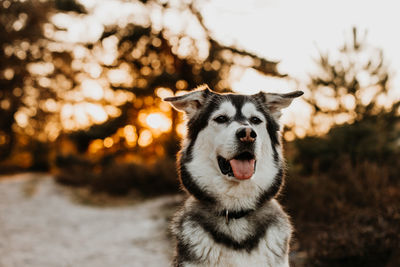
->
[229,159,255,180]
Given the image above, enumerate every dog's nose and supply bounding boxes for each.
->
[236,127,257,143]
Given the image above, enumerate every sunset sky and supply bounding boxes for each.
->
[201,0,400,91]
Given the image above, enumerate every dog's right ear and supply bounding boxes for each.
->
[163,85,213,118]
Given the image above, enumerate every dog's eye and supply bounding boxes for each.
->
[214,115,229,123]
[250,116,262,124]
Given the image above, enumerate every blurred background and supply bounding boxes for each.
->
[0,0,399,266]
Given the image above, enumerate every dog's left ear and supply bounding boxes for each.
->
[255,90,303,120]
[163,85,213,118]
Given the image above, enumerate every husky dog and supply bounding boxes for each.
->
[164,85,303,267]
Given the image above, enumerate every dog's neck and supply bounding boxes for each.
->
[190,195,265,223]
[218,208,255,223]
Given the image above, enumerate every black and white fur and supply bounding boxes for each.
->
[164,85,303,267]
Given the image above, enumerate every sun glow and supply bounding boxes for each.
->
[145,113,172,132]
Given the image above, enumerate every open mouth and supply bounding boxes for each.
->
[217,152,256,180]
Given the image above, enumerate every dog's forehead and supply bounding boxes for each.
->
[213,95,259,117]
[215,101,236,116]
[241,102,259,117]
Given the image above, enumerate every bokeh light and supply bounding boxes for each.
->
[124,125,137,147]
[145,113,172,132]
[103,137,114,148]
[138,130,153,147]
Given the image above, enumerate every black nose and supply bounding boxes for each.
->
[236,127,257,143]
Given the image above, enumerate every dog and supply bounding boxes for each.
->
[164,85,303,267]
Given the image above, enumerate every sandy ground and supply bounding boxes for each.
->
[0,173,181,267]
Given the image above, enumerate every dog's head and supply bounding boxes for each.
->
[164,85,302,209]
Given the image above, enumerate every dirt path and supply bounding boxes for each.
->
[0,173,180,267]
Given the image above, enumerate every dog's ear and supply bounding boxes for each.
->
[254,90,303,119]
[163,85,213,117]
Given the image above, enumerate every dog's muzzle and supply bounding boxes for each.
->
[217,151,256,180]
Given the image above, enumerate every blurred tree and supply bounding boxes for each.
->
[0,0,285,169]
[0,0,90,169]
[46,0,285,157]
[0,0,51,160]
[306,27,392,133]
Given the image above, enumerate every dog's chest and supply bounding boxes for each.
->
[181,216,289,267]
[201,241,275,267]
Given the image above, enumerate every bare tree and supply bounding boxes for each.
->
[306,27,391,133]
